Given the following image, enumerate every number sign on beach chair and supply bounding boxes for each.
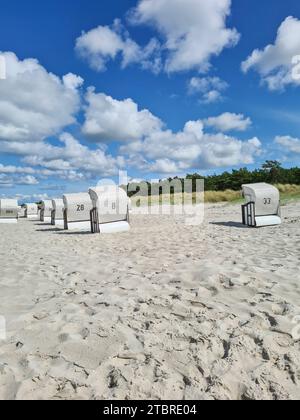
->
[62,193,93,231]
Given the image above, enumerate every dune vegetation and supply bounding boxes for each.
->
[131,184,300,207]
[128,161,300,207]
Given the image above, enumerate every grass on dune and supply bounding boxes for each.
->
[277,184,300,204]
[131,184,300,207]
[131,190,239,206]
[204,184,300,204]
[203,190,241,203]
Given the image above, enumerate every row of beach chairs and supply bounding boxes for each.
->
[0,186,131,234]
[0,183,282,231]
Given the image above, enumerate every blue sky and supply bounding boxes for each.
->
[0,0,300,202]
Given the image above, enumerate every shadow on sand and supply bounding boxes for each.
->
[34,226,92,235]
[210,221,249,229]
[35,228,63,232]
[55,231,93,236]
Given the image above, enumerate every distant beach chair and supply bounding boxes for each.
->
[89,186,130,234]
[18,206,26,218]
[51,199,64,227]
[24,203,38,220]
[0,199,18,224]
[63,193,93,231]
[242,183,281,227]
[40,200,53,223]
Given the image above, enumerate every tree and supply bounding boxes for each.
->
[262,160,282,171]
[261,161,283,183]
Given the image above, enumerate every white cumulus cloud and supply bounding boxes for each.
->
[0,164,36,175]
[204,113,252,132]
[22,132,125,178]
[0,52,83,143]
[0,173,38,187]
[120,118,261,173]
[129,0,239,73]
[76,0,239,75]
[242,16,300,91]
[75,19,162,73]
[275,135,300,154]
[188,76,228,103]
[82,88,163,142]
[80,89,261,174]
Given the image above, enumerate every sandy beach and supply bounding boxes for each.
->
[0,201,299,400]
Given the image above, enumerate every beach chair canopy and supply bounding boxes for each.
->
[63,193,93,223]
[242,183,281,227]
[25,203,38,216]
[0,199,18,219]
[89,185,129,225]
[52,199,64,220]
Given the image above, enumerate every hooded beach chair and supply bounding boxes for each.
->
[62,193,93,231]
[89,185,130,234]
[0,199,18,224]
[242,183,281,227]
[18,206,26,218]
[40,200,53,223]
[51,199,65,227]
[24,203,38,220]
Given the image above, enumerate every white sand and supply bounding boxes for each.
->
[0,201,299,400]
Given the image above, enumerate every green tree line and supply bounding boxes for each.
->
[127,161,300,196]
[187,161,300,192]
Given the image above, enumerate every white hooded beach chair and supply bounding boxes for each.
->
[18,206,26,218]
[89,185,130,234]
[25,203,38,220]
[242,183,281,227]
[40,200,53,223]
[63,193,93,231]
[0,199,18,224]
[51,199,65,227]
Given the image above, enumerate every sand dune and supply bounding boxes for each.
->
[0,202,299,400]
